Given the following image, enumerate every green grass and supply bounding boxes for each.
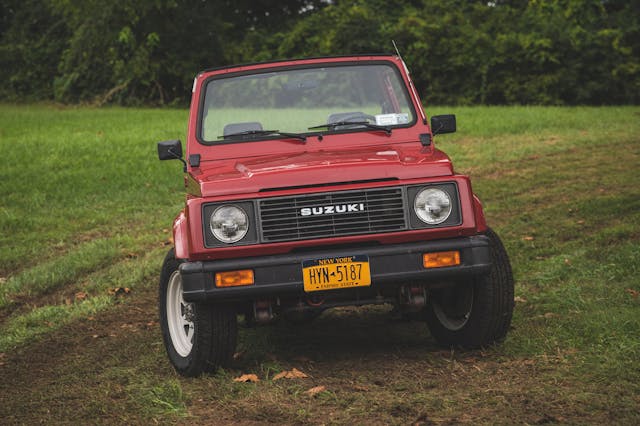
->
[1,104,639,424]
[0,296,112,352]
[0,104,187,276]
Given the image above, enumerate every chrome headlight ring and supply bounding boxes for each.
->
[414,187,452,225]
[210,205,249,243]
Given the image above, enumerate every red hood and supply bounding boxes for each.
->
[191,144,453,197]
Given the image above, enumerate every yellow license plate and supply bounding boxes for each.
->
[302,255,371,292]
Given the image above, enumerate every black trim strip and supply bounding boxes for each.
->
[197,53,395,75]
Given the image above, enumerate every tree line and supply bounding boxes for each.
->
[1,0,638,106]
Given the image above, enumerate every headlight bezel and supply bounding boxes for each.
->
[407,183,461,229]
[202,200,258,247]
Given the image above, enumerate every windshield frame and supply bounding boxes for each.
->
[195,60,418,146]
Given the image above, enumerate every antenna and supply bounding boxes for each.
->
[391,40,427,125]
[391,40,402,60]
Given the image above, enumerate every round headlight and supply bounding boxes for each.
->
[210,205,249,243]
[414,188,452,225]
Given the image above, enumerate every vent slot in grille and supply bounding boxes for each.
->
[259,187,406,242]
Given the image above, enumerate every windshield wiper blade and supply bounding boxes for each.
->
[220,129,307,143]
[308,121,392,135]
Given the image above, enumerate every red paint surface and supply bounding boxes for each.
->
[172,55,486,260]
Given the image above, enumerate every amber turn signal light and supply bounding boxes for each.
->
[423,251,461,268]
[215,270,254,287]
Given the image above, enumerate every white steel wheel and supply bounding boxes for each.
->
[165,270,194,357]
[159,249,238,377]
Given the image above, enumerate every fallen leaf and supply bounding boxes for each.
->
[523,236,535,241]
[577,220,585,225]
[353,384,370,392]
[75,291,88,301]
[233,374,259,383]
[305,385,326,396]
[109,287,131,297]
[564,258,571,265]
[514,296,527,303]
[273,368,308,381]
[543,312,558,319]
[625,288,639,299]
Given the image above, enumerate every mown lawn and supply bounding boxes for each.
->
[0,104,639,424]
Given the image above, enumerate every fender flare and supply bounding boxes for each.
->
[173,211,190,260]
[473,195,488,233]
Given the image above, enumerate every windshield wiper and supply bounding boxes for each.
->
[308,121,392,135]
[220,129,307,143]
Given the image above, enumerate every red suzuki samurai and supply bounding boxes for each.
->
[157,55,514,377]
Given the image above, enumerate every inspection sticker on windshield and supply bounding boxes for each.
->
[375,113,409,126]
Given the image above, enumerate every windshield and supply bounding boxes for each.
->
[199,62,416,143]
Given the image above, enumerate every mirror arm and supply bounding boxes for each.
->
[169,148,188,172]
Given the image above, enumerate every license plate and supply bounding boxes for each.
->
[302,255,371,292]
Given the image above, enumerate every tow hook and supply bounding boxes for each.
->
[253,300,274,324]
[399,286,427,313]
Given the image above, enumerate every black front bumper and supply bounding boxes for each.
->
[180,235,491,303]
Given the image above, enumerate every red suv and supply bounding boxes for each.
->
[157,55,514,377]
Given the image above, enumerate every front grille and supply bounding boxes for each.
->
[259,187,407,242]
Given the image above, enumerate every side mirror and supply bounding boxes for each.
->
[157,139,183,160]
[431,114,456,135]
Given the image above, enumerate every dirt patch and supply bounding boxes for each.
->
[0,287,631,425]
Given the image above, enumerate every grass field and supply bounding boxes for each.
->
[1,104,639,424]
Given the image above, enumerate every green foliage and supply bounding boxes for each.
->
[0,1,638,104]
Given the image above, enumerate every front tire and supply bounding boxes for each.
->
[159,249,237,377]
[425,228,514,348]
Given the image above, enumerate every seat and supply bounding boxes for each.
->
[223,121,263,136]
